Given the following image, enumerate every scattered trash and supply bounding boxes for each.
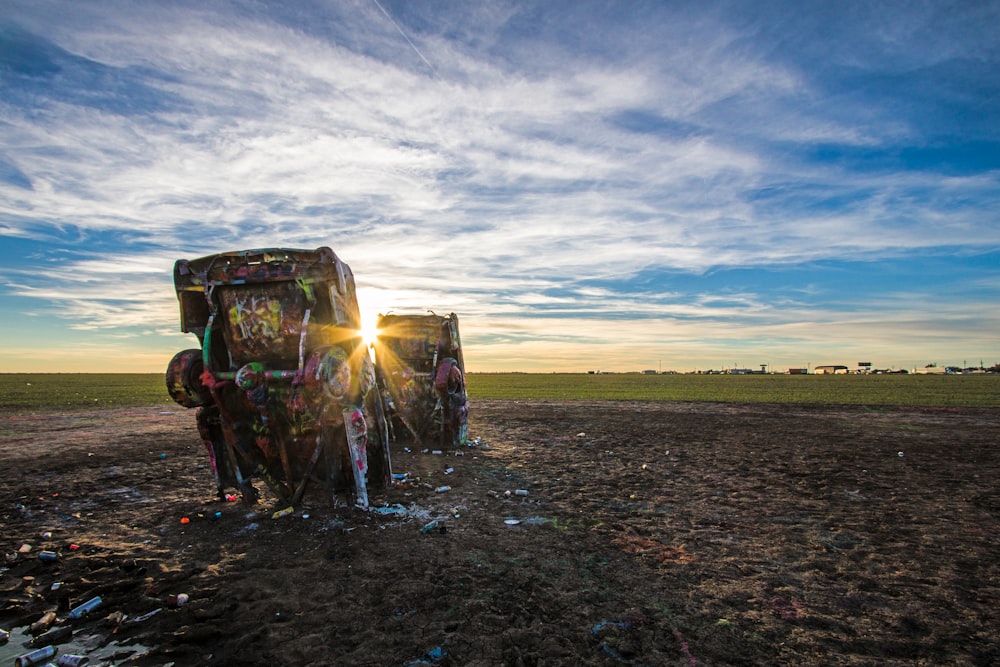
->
[159,453,167,460]
[504,516,550,526]
[431,450,443,455]
[576,432,586,437]
[50,582,62,591]
[514,489,529,496]
[18,544,32,553]
[898,451,904,457]
[14,645,57,667]
[271,506,295,520]
[523,516,550,525]
[435,486,452,493]
[444,467,454,475]
[392,473,409,481]
[68,544,80,551]
[0,628,9,645]
[179,517,190,524]
[404,645,447,666]
[166,593,189,608]
[420,520,442,534]
[120,607,163,628]
[29,611,57,635]
[372,504,409,516]
[37,550,58,562]
[67,596,103,620]
[28,625,72,648]
[56,654,91,667]
[592,620,657,666]
[40,531,52,539]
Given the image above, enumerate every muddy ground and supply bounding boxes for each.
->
[1,400,998,666]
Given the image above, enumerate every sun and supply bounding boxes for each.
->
[359,309,381,350]
[355,287,397,352]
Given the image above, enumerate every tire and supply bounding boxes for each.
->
[166,349,213,408]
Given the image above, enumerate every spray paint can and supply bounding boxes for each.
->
[14,645,57,667]
[166,593,189,608]
[29,611,57,634]
[56,655,90,667]
[37,551,58,562]
[67,596,102,620]
[28,626,71,649]
[0,628,10,644]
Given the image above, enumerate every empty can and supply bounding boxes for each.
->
[67,596,102,620]
[15,645,57,667]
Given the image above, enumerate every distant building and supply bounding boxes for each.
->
[787,368,808,375]
[814,365,849,375]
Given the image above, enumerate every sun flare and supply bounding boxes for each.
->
[359,310,381,350]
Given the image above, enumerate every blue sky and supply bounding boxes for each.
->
[1,0,998,373]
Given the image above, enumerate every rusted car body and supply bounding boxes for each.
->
[165,247,391,508]
[373,312,468,449]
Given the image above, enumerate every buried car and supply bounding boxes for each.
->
[165,247,391,508]
[373,312,468,449]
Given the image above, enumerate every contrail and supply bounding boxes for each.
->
[371,0,434,72]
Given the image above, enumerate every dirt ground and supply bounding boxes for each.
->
[1,400,998,666]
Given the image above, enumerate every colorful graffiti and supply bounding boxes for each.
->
[373,313,468,448]
[166,247,392,510]
[167,247,468,510]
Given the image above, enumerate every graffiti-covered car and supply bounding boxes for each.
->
[373,312,468,448]
[165,247,391,508]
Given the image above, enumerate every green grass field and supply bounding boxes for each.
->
[1,372,998,411]
[468,372,1000,406]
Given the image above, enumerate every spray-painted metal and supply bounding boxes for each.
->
[66,596,102,620]
[14,646,56,667]
[373,312,468,448]
[166,247,391,508]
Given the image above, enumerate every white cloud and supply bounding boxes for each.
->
[1,0,997,372]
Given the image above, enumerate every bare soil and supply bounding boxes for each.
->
[1,400,998,666]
